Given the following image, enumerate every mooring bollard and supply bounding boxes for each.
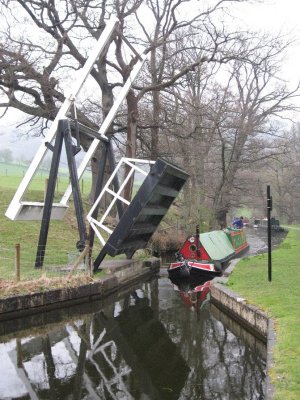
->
[15,243,20,282]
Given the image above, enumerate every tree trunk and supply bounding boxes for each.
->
[123,89,138,202]
[150,89,160,159]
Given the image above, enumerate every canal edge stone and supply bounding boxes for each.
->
[211,259,276,400]
[210,283,268,339]
[0,257,160,321]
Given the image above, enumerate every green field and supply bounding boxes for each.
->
[0,161,98,282]
[0,161,152,285]
[227,229,300,400]
[0,161,92,193]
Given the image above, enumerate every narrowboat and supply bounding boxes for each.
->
[168,225,249,280]
[224,226,249,255]
[252,217,284,232]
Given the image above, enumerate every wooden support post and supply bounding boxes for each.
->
[67,244,90,279]
[44,178,49,202]
[15,243,20,282]
[16,338,23,368]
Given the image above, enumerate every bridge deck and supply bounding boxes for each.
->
[94,158,189,270]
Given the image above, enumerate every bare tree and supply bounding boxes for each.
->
[134,26,300,229]
[258,124,300,223]
[1,0,299,231]
[201,40,299,228]
[134,0,251,159]
[0,0,247,197]
[140,31,300,229]
[0,147,13,163]
[0,1,151,194]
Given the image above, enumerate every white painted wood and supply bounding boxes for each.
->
[60,54,148,205]
[6,20,148,223]
[5,18,119,221]
[87,158,154,245]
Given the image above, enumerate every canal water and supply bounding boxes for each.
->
[0,274,266,400]
[245,226,287,256]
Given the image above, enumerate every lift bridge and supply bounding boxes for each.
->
[5,18,189,271]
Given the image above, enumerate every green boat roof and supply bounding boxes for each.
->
[200,230,235,261]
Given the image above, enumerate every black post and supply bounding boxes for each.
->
[35,124,64,268]
[267,185,272,282]
[196,224,201,257]
[63,120,87,250]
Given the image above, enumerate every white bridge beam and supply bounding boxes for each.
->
[5,18,147,221]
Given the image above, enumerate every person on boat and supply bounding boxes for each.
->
[233,216,244,229]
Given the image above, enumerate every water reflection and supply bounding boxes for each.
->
[0,277,266,399]
[169,276,212,311]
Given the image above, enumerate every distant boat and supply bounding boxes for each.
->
[252,218,284,231]
[168,225,249,280]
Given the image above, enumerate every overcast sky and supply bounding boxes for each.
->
[1,0,300,160]
[233,0,300,86]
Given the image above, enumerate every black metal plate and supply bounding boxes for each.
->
[94,158,189,269]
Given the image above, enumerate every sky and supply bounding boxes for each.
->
[232,0,300,87]
[1,0,300,160]
[0,128,42,162]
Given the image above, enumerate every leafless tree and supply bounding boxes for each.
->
[212,57,298,226]
[255,124,300,223]
[137,29,300,229]
[0,1,156,197]
[0,0,247,198]
[182,36,300,228]
[1,0,299,230]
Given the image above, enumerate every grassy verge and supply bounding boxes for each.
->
[0,180,103,290]
[0,274,102,298]
[0,163,148,296]
[227,229,300,400]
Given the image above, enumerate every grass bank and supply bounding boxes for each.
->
[227,229,300,400]
[0,161,100,288]
[0,161,148,295]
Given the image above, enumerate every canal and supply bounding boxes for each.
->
[0,273,266,399]
[246,226,287,255]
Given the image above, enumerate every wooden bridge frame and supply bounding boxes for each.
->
[5,17,147,222]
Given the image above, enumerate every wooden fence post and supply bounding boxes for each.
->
[67,244,90,279]
[44,178,49,202]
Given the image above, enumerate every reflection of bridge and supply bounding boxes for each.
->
[3,280,189,400]
[0,277,268,400]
